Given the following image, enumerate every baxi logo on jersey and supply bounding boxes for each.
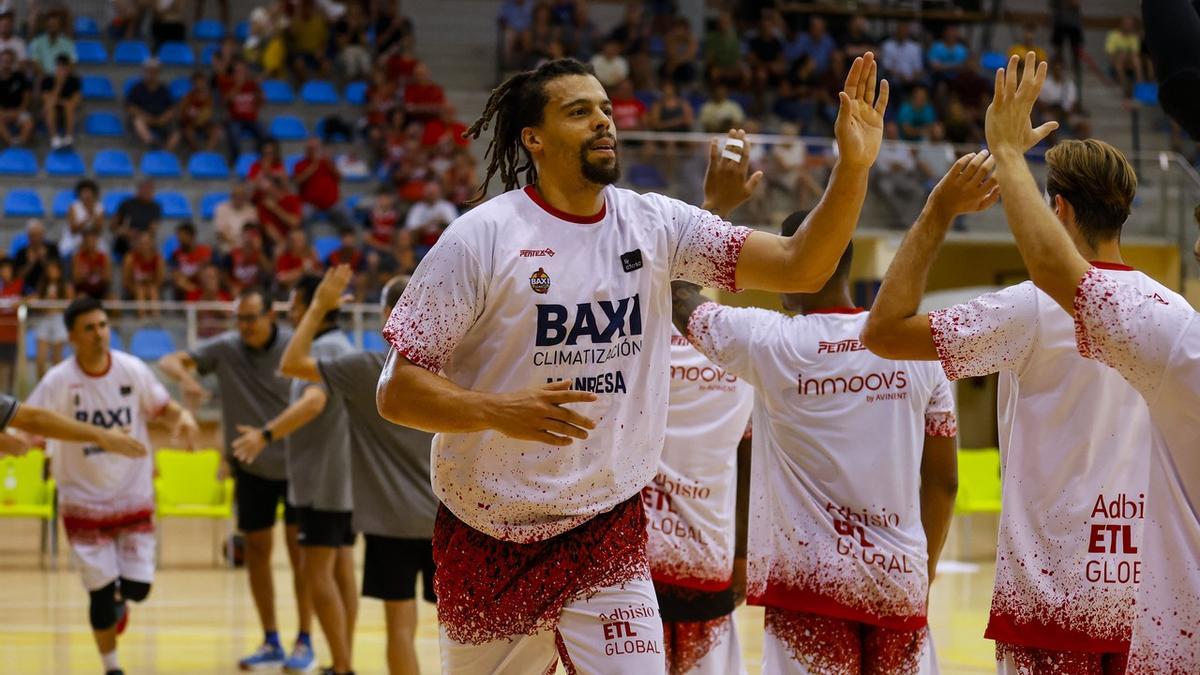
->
[529,267,551,294]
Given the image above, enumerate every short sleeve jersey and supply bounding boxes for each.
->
[688,304,956,629]
[1073,269,1200,672]
[382,184,751,542]
[286,329,355,511]
[26,352,170,526]
[929,266,1184,652]
[645,329,753,591]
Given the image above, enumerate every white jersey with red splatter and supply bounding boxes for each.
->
[928,266,1185,653]
[383,184,751,543]
[645,329,753,591]
[687,304,956,629]
[1072,268,1200,673]
[26,350,170,529]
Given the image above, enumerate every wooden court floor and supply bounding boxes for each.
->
[0,518,1000,674]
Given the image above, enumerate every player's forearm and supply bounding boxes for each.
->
[993,147,1090,313]
[158,352,200,386]
[734,436,752,559]
[265,389,325,440]
[12,405,110,444]
[157,400,193,428]
[919,435,959,581]
[377,355,495,433]
[785,160,869,289]
[279,303,324,382]
[670,281,709,337]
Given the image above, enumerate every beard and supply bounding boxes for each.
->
[579,137,621,185]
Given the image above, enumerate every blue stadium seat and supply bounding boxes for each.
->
[4,190,44,217]
[158,42,195,67]
[0,148,37,176]
[102,191,133,215]
[200,192,228,219]
[45,149,85,177]
[156,191,192,219]
[94,149,134,178]
[76,40,108,65]
[235,21,250,42]
[314,236,340,262]
[113,40,151,66]
[141,150,183,179]
[300,80,339,105]
[169,76,191,100]
[344,80,367,105]
[188,152,230,180]
[84,111,123,137]
[52,190,73,218]
[8,231,27,256]
[1134,82,1159,106]
[235,153,259,179]
[284,153,303,175]
[200,44,218,66]
[194,19,225,42]
[81,75,116,101]
[161,234,179,260]
[363,331,387,352]
[269,115,308,141]
[262,79,295,104]
[634,90,660,109]
[130,328,176,361]
[345,194,363,213]
[981,51,1008,72]
[74,16,100,38]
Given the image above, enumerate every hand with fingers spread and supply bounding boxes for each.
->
[313,264,355,312]
[834,51,890,169]
[985,52,1060,154]
[487,380,599,447]
[702,129,765,218]
[929,150,1001,219]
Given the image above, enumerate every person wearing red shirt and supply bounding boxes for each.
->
[223,60,266,162]
[363,68,401,148]
[71,228,112,300]
[179,71,222,152]
[273,229,321,297]
[293,138,349,227]
[365,190,400,252]
[610,78,647,131]
[327,226,364,273]
[169,222,214,300]
[186,264,234,338]
[257,174,304,247]
[403,62,446,123]
[420,104,470,148]
[249,139,287,197]
[223,223,270,294]
[122,230,165,318]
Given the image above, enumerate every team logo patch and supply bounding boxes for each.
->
[120,385,132,396]
[529,267,551,294]
[620,249,643,273]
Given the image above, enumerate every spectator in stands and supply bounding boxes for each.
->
[747,8,788,89]
[127,58,180,150]
[123,230,165,317]
[786,16,836,74]
[362,227,415,301]
[498,0,534,69]
[28,256,70,377]
[421,103,469,148]
[168,222,213,300]
[288,0,332,80]
[222,60,266,162]
[293,137,346,227]
[110,179,163,259]
[223,222,271,294]
[590,39,630,90]
[880,22,925,92]
[333,2,372,80]
[327,226,364,271]
[151,0,187,49]
[14,219,60,292]
[257,173,303,247]
[334,147,370,181]
[698,83,746,133]
[914,122,956,194]
[64,179,103,259]
[108,0,145,41]
[244,6,287,77]
[0,256,19,389]
[947,53,993,114]
[363,67,401,151]
[942,96,980,144]
[215,183,257,253]
[179,70,222,151]
[610,79,646,131]
[767,122,822,210]
[927,25,969,85]
[609,1,649,56]
[775,57,819,132]
[647,81,694,132]
[872,121,921,229]
[1008,23,1048,63]
[71,228,112,300]
[372,0,414,58]
[211,36,241,82]
[561,0,598,61]
[1051,0,1084,77]
[273,228,321,296]
[0,48,33,146]
[403,62,445,124]
[405,182,457,258]
[39,54,80,149]
[364,189,400,252]
[1041,60,1089,139]
[187,263,231,303]
[525,3,560,68]
[842,15,878,60]
[705,11,747,87]
[28,9,74,77]
[0,12,27,64]
[1107,15,1145,95]
[660,17,698,87]
[897,84,936,140]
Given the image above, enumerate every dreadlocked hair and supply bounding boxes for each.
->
[464,58,595,205]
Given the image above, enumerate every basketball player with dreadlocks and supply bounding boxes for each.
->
[377,54,888,674]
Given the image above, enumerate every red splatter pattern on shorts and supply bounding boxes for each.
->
[664,615,732,675]
[766,607,926,674]
[997,641,1129,675]
[61,502,155,544]
[433,495,650,645]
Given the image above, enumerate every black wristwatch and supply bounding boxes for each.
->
[261,427,274,443]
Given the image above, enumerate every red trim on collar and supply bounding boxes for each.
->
[1089,261,1135,272]
[806,307,866,315]
[77,352,112,378]
[523,185,606,224]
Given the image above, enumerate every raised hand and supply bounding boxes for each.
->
[488,380,599,447]
[928,150,1001,218]
[834,51,889,169]
[703,129,764,217]
[313,264,355,312]
[985,52,1060,154]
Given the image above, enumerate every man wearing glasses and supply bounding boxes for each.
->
[158,287,318,673]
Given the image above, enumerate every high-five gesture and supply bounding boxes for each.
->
[834,51,889,169]
[312,264,355,313]
[929,150,1001,219]
[702,129,765,218]
[985,52,1059,153]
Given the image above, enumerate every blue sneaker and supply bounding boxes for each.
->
[284,641,316,673]
[238,642,286,671]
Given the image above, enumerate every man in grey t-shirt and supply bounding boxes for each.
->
[233,275,357,675]
[279,266,438,675]
[158,288,316,672]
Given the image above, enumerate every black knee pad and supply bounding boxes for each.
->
[118,578,151,603]
[89,582,118,630]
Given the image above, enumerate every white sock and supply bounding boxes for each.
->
[101,650,119,671]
